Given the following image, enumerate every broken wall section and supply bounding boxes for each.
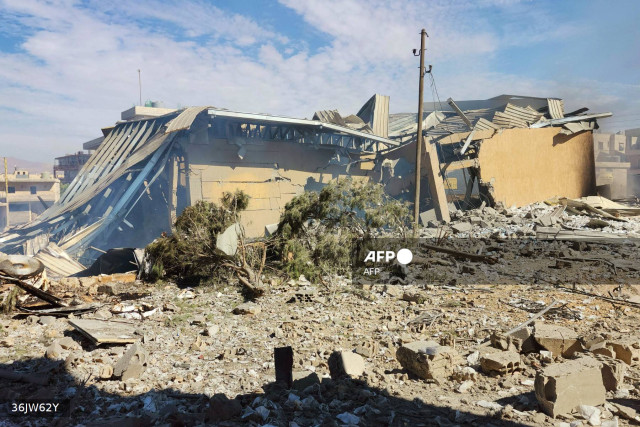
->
[476,128,596,207]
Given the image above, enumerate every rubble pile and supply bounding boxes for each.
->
[0,197,639,425]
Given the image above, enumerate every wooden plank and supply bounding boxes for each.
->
[68,319,137,345]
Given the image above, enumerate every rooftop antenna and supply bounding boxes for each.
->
[138,69,142,106]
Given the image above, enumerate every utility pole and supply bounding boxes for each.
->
[138,69,142,106]
[413,29,427,227]
[4,157,9,230]
[413,29,450,228]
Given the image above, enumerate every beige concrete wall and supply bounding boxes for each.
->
[185,138,373,237]
[477,128,596,207]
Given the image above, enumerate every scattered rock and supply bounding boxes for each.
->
[113,343,148,380]
[535,357,606,417]
[233,302,261,315]
[607,339,640,365]
[38,316,56,326]
[99,364,114,379]
[204,325,219,336]
[57,336,80,350]
[578,405,601,426]
[0,337,14,347]
[191,314,206,325]
[97,283,116,295]
[45,341,63,359]
[451,222,473,233]
[328,351,365,379]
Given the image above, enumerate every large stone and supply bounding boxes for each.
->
[328,351,365,379]
[113,343,148,380]
[57,336,80,350]
[396,341,460,381]
[533,322,583,357]
[480,351,521,376]
[535,357,606,418]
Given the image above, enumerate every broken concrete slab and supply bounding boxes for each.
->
[292,370,320,392]
[419,203,458,226]
[480,351,521,376]
[69,319,137,345]
[533,322,583,357]
[396,341,460,381]
[328,351,365,379]
[113,343,148,380]
[535,357,605,418]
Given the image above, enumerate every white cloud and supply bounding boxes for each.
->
[0,0,637,162]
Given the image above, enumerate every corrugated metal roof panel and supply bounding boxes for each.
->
[547,98,565,119]
[165,106,209,133]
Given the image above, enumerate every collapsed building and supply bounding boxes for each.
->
[0,99,398,267]
[0,94,612,269]
[381,95,611,221]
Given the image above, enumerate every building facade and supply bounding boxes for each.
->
[0,170,60,229]
[54,151,92,185]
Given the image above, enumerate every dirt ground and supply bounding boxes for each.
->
[1,274,639,426]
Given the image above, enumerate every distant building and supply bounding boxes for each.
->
[0,170,60,229]
[82,104,177,152]
[54,151,92,185]
[624,128,640,196]
[592,132,632,199]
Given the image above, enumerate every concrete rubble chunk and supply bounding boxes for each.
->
[45,341,63,359]
[480,351,521,376]
[533,322,583,357]
[607,339,640,365]
[292,370,320,392]
[451,222,473,233]
[594,354,626,391]
[535,357,606,418]
[113,343,148,380]
[578,405,601,426]
[233,302,261,315]
[57,336,80,350]
[328,351,365,379]
[396,341,460,381]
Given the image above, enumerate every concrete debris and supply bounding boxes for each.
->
[396,341,460,381]
[533,322,583,357]
[113,343,148,380]
[45,341,63,359]
[535,357,606,417]
[480,351,521,376]
[232,302,261,315]
[578,405,601,426]
[594,354,626,391]
[328,351,365,379]
[607,339,640,365]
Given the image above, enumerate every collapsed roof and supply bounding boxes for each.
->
[0,103,399,269]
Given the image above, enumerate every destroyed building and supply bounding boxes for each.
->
[0,100,398,266]
[381,95,611,222]
[0,94,612,267]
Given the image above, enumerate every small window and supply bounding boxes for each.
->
[30,186,37,194]
[7,186,15,194]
